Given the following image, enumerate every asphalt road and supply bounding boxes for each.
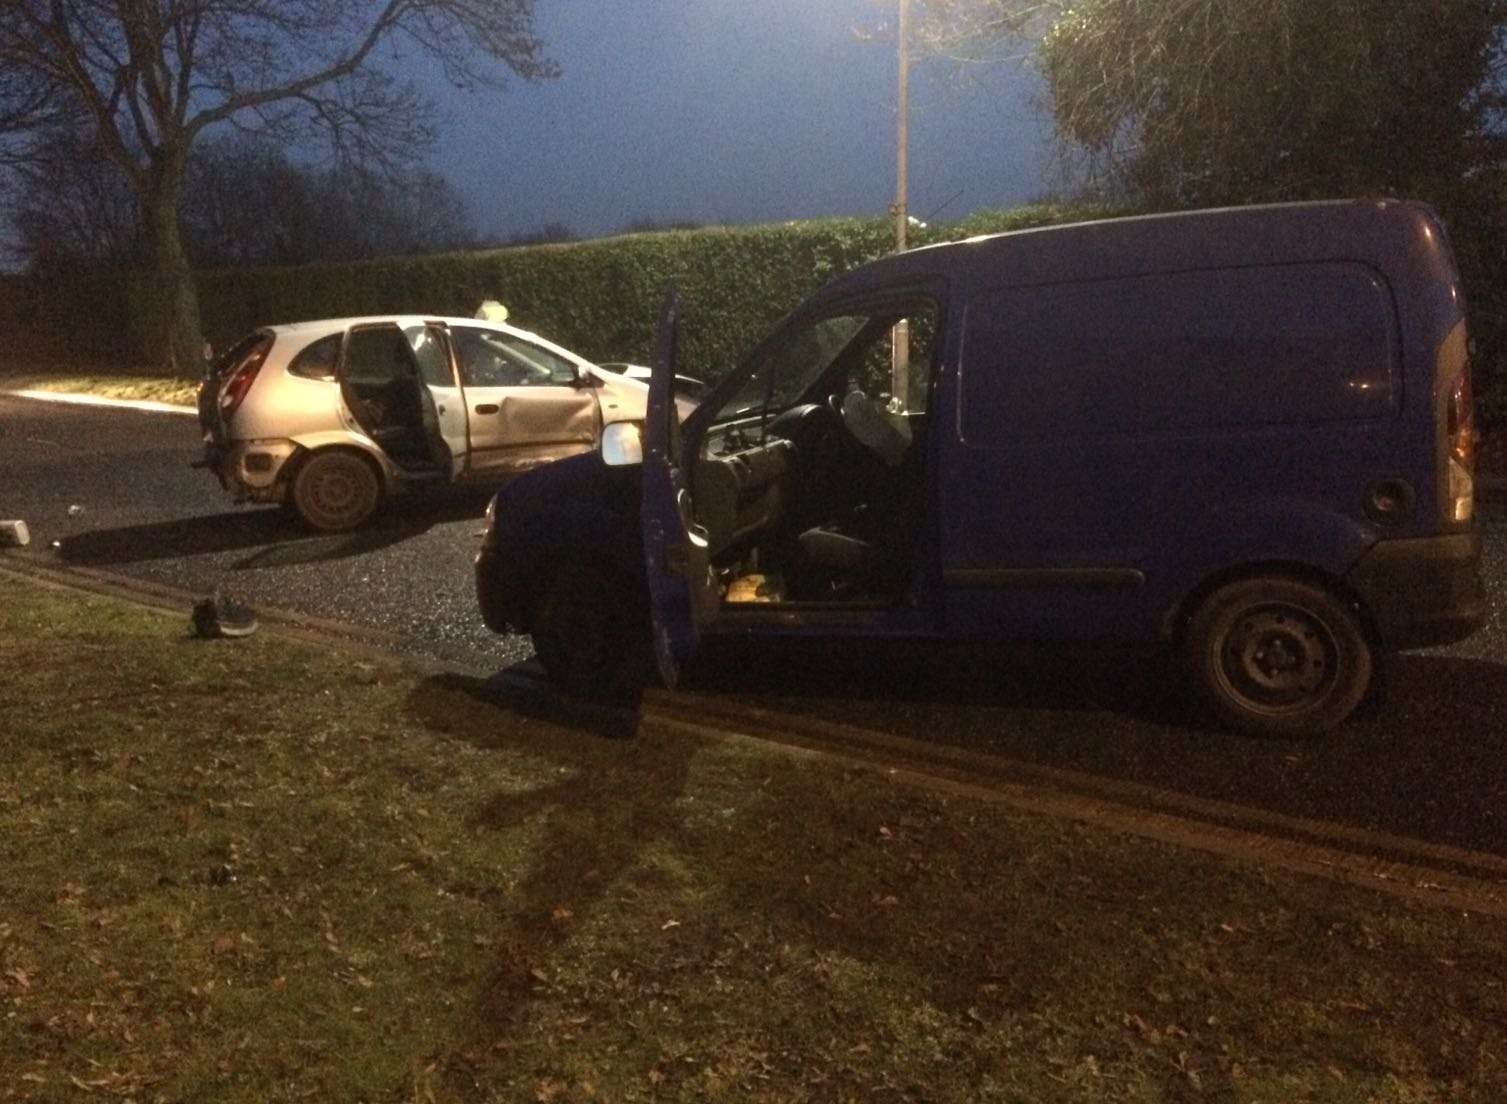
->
[0,394,530,669]
[5,393,1507,858]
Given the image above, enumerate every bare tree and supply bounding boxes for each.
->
[182,138,477,265]
[8,131,145,270]
[0,0,555,373]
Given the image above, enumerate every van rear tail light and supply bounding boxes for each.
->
[1445,362,1476,523]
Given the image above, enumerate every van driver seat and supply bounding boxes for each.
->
[797,526,876,571]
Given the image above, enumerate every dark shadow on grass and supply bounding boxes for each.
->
[682,638,1507,857]
[682,636,1196,726]
[457,635,1507,856]
[389,667,1230,1099]
[413,668,643,743]
[397,654,1507,1096]
[402,670,691,1061]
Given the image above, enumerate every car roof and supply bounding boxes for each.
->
[265,315,521,336]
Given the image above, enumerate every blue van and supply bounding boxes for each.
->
[475,200,1484,735]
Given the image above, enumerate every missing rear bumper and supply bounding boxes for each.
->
[1346,531,1486,649]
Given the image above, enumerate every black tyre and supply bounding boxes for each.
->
[1184,576,1373,738]
[531,563,648,700]
[290,450,382,532]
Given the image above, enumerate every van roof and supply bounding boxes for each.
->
[813,199,1454,303]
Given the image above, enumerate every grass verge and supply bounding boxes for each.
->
[0,369,197,407]
[1,575,1504,1102]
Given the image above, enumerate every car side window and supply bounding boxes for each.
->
[453,327,579,388]
[405,324,454,388]
[286,333,341,382]
[344,326,419,385]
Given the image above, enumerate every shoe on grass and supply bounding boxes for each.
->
[191,589,258,639]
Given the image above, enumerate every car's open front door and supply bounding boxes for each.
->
[641,290,718,688]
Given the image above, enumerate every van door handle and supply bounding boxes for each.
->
[475,403,499,415]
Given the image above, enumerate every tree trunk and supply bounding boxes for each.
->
[143,172,205,379]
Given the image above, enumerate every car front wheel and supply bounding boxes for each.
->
[1184,575,1373,738]
[290,450,382,532]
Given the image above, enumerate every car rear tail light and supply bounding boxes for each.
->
[218,343,271,419]
[1444,360,1476,524]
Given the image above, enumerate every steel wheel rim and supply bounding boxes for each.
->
[309,463,365,524]
[1216,601,1339,715]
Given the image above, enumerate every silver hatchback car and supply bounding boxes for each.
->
[198,315,653,531]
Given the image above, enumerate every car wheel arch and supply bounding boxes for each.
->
[285,445,389,531]
[281,441,392,493]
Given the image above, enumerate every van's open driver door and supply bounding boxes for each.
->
[641,289,717,688]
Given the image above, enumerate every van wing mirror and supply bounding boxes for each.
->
[601,421,643,466]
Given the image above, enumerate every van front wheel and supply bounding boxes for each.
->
[1184,576,1372,738]
[531,563,648,701]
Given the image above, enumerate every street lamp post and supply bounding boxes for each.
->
[895,0,910,256]
[890,0,911,408]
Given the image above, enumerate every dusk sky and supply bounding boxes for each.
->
[423,1,1055,240]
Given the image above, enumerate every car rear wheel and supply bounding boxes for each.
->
[290,450,381,532]
[531,563,647,701]
[1184,576,1372,738]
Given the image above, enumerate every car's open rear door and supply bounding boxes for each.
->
[641,289,718,688]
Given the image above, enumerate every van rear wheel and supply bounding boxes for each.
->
[290,450,381,532]
[1184,576,1372,738]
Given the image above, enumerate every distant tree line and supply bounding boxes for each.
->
[10,137,477,272]
[7,140,719,270]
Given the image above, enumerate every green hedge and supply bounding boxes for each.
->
[176,204,1100,382]
[0,270,135,367]
[18,200,1500,426]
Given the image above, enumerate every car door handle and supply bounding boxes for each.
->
[475,404,499,415]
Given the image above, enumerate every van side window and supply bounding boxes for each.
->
[959,263,1397,444]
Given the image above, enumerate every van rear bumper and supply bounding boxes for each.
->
[1346,532,1486,649]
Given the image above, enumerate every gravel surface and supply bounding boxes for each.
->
[5,393,1506,855]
